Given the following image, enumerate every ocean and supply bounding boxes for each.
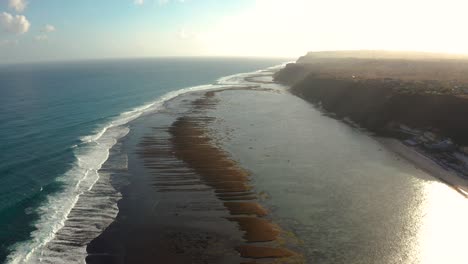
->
[4,57,468,264]
[0,57,287,263]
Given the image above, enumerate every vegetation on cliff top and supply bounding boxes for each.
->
[276,50,468,96]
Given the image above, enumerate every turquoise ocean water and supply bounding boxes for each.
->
[0,58,285,263]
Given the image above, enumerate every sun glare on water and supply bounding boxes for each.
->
[417,181,468,264]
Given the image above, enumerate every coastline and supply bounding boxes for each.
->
[86,88,303,263]
[288,79,468,198]
[84,63,468,263]
[9,58,468,263]
[282,75,468,198]
[84,67,305,263]
[378,138,468,197]
[198,83,468,263]
[273,52,468,200]
[4,62,288,264]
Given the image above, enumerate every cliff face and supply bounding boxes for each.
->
[273,63,311,85]
[275,52,468,145]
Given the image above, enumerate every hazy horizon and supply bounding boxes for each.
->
[0,54,295,66]
[2,0,468,63]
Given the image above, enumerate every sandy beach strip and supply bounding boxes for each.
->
[379,138,468,197]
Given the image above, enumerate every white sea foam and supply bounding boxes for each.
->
[216,62,290,88]
[6,64,287,264]
[216,71,256,86]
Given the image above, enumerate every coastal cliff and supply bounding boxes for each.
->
[274,51,468,145]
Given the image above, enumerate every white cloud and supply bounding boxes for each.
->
[8,0,28,13]
[35,34,47,41]
[134,0,144,5]
[0,12,30,34]
[0,39,18,46]
[36,24,55,41]
[42,24,56,33]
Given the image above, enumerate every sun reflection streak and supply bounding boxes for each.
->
[417,181,468,264]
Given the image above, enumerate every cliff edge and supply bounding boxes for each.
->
[274,51,468,145]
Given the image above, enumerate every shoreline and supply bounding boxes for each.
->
[3,63,288,264]
[13,59,468,263]
[84,64,468,263]
[378,137,468,197]
[86,84,304,263]
[281,83,468,199]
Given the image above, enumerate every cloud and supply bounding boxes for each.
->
[0,39,18,46]
[42,24,56,33]
[134,0,144,5]
[8,0,28,13]
[0,12,30,34]
[36,24,55,41]
[35,34,47,41]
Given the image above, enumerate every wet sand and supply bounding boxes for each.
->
[86,88,303,263]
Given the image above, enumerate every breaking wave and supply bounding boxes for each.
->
[6,65,285,264]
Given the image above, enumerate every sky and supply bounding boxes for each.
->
[1,0,468,63]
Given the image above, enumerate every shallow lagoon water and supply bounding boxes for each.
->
[208,82,468,263]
